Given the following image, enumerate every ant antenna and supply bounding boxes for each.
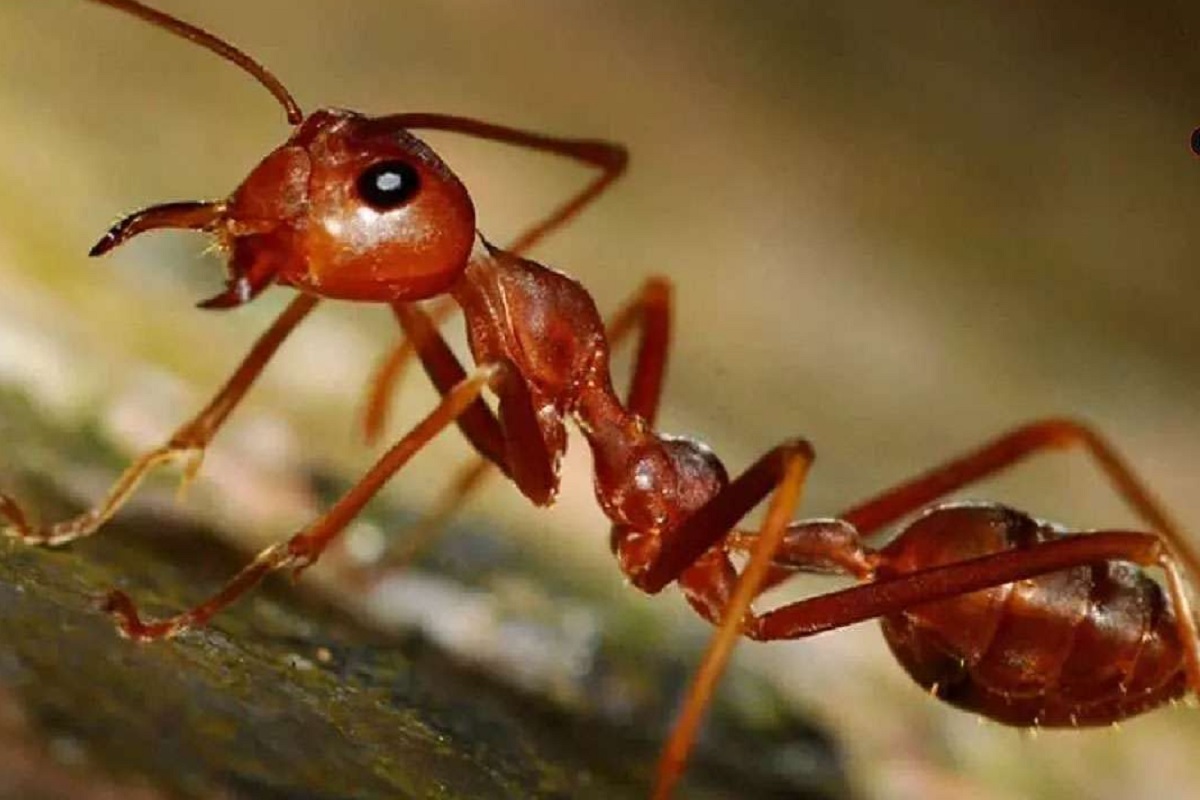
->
[89,0,304,125]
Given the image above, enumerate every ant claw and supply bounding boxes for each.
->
[98,589,143,638]
[0,494,63,546]
[98,590,181,642]
[96,588,127,615]
[0,494,30,538]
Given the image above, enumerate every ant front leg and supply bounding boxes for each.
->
[363,296,458,443]
[0,292,319,546]
[362,118,627,443]
[102,365,497,641]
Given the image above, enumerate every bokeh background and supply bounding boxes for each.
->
[1,1,1198,798]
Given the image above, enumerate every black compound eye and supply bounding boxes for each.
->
[357,160,421,210]
[1192,126,1200,157]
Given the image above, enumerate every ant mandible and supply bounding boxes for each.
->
[4,2,1200,797]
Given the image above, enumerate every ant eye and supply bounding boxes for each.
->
[357,160,421,210]
[1192,127,1200,157]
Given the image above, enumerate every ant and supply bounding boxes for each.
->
[4,2,1199,797]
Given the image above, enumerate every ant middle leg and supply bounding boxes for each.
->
[1,292,319,546]
[362,296,458,444]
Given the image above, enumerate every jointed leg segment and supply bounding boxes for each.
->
[363,297,458,444]
[102,364,497,641]
[840,418,1186,546]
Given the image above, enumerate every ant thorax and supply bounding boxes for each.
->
[452,235,729,574]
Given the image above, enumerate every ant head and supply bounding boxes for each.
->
[221,109,476,305]
[85,1,477,309]
[92,111,476,309]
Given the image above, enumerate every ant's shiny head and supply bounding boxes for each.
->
[84,0,476,309]
[213,109,476,306]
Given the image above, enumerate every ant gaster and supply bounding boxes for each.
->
[4,2,1200,798]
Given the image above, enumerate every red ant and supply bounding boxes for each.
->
[4,2,1200,797]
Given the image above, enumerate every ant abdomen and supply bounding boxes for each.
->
[877,503,1187,726]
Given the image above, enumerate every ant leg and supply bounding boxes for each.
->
[649,442,815,800]
[661,518,1200,798]
[606,276,673,424]
[362,297,458,443]
[0,293,319,546]
[724,519,877,584]
[391,303,508,470]
[836,418,1200,584]
[749,529,1200,688]
[356,300,503,572]
[729,503,1200,704]
[101,365,497,641]
[361,118,627,443]
[364,279,673,570]
[711,518,1200,697]
[1160,552,1200,691]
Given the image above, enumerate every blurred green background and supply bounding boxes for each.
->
[1,1,1198,798]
